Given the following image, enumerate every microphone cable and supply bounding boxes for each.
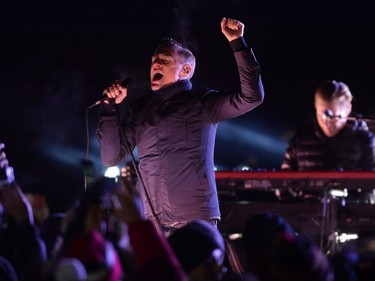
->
[113,107,164,236]
[85,84,164,235]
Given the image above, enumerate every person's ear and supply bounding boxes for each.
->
[180,64,192,78]
[345,102,352,116]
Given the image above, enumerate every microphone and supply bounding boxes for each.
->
[324,109,374,124]
[88,78,134,108]
[324,109,338,120]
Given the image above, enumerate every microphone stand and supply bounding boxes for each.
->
[324,110,375,130]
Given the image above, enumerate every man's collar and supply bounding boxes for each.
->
[154,79,192,100]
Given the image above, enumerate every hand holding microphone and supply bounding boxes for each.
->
[89,78,134,108]
[102,78,134,104]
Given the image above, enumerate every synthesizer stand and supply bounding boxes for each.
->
[215,171,375,255]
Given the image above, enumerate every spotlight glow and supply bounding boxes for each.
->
[104,166,120,178]
[337,232,358,243]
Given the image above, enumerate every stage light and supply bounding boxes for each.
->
[228,233,242,240]
[336,232,358,243]
[329,188,348,198]
[104,166,120,178]
[218,121,287,154]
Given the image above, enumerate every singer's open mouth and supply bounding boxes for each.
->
[153,73,163,81]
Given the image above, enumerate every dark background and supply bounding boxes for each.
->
[1,0,374,211]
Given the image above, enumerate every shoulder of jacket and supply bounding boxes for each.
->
[204,87,219,94]
[194,87,219,97]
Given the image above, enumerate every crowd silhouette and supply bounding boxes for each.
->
[2,141,375,281]
[2,66,375,281]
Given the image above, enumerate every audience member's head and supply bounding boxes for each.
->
[329,250,359,281]
[269,233,334,281]
[356,250,375,281]
[56,177,124,281]
[168,220,226,281]
[54,258,87,281]
[242,212,296,277]
[352,231,375,281]
[63,230,123,281]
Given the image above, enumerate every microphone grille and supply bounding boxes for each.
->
[120,78,135,89]
[324,109,334,119]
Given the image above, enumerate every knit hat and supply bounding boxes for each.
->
[64,230,123,281]
[167,220,225,274]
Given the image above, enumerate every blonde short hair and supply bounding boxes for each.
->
[154,38,196,76]
[315,80,353,103]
